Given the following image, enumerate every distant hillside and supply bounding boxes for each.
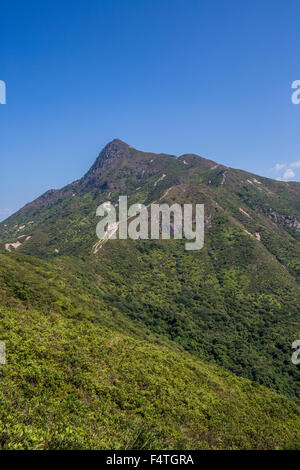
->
[1,139,299,273]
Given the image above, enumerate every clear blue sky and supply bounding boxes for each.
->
[1,0,300,220]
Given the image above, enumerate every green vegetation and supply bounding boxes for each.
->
[0,139,299,449]
[95,228,300,402]
[0,296,299,449]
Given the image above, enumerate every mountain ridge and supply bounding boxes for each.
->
[0,139,299,404]
[1,139,300,222]
[0,140,299,449]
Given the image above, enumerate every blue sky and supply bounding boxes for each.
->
[1,0,300,220]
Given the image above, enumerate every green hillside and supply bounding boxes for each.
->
[0,252,299,450]
[0,140,299,449]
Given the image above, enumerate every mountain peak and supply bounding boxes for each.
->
[99,138,132,157]
[109,138,130,147]
[103,138,132,151]
[86,139,132,176]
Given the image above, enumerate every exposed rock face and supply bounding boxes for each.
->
[265,209,300,232]
[5,241,22,251]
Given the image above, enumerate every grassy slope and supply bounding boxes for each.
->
[0,253,299,450]
[92,210,300,402]
[0,176,299,402]
[0,141,299,448]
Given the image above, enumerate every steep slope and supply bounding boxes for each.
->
[0,252,299,450]
[0,139,299,275]
[0,139,299,403]
[91,230,300,402]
